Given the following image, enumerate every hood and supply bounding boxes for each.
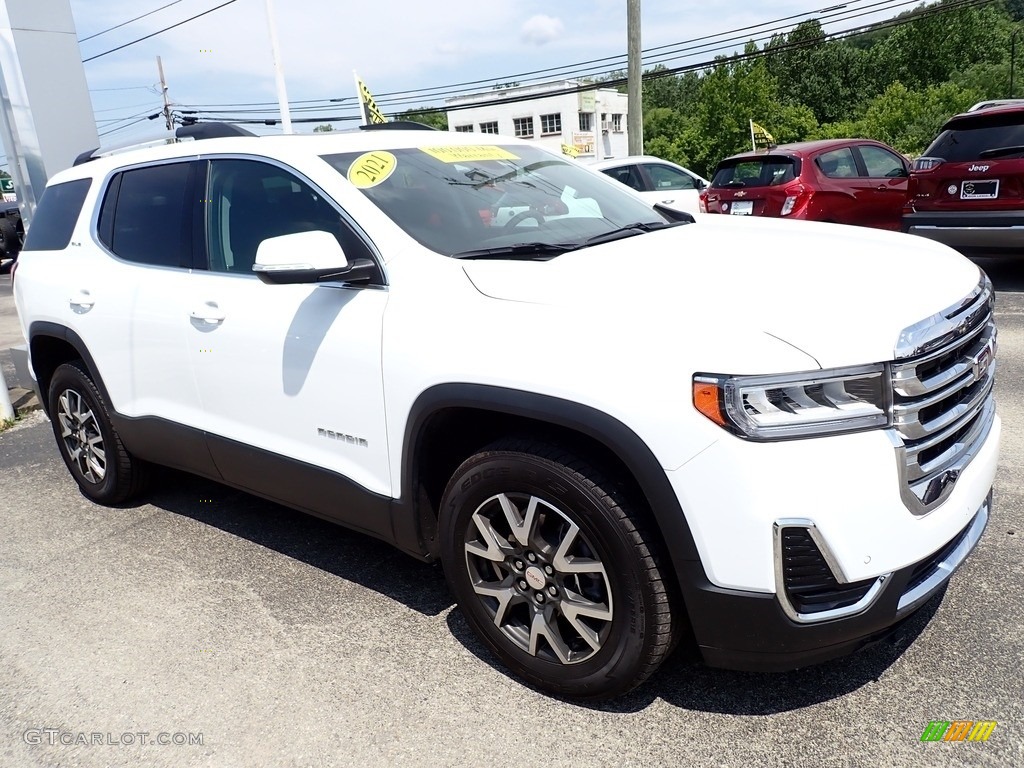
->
[461,216,982,369]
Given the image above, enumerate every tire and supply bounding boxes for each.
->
[439,438,675,700]
[48,360,148,504]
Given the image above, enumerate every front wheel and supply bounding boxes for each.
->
[439,439,675,700]
[48,360,148,504]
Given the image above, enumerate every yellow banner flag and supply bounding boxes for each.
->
[561,143,580,158]
[751,120,775,150]
[354,72,387,125]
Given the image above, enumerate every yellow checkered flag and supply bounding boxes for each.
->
[354,72,387,125]
[750,120,775,150]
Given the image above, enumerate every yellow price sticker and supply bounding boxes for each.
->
[420,146,520,163]
[347,151,397,188]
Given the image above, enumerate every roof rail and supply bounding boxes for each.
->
[72,122,257,166]
[175,122,257,139]
[359,120,439,131]
[968,99,1024,112]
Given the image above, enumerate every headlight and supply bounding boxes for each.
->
[693,364,890,440]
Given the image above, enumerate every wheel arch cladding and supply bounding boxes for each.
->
[395,384,704,587]
[28,323,109,418]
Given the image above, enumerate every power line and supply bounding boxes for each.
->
[174,0,919,113]
[82,0,240,63]
[191,0,993,125]
[89,84,159,93]
[78,0,186,43]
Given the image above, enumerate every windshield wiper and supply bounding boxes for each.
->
[584,221,683,247]
[452,242,578,260]
[978,145,1024,159]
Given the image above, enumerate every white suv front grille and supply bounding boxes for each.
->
[889,277,997,514]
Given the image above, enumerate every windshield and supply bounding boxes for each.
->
[322,144,667,256]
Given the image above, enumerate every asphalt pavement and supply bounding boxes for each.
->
[0,263,1022,768]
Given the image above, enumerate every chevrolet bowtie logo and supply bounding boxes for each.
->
[735,190,747,197]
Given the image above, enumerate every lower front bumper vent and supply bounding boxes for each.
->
[773,520,889,624]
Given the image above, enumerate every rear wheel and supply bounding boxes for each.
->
[48,360,148,504]
[439,439,675,700]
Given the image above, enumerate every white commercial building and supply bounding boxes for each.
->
[445,80,630,159]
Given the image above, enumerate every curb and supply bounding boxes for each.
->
[8,386,41,415]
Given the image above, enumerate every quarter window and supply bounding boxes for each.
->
[99,162,193,267]
[204,159,370,275]
[22,178,91,251]
[513,117,534,138]
[479,121,499,134]
[540,113,561,135]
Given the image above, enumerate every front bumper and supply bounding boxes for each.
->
[902,210,1024,254]
[681,493,990,672]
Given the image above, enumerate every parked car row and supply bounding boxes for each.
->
[593,101,1024,258]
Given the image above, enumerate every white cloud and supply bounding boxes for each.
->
[520,15,564,46]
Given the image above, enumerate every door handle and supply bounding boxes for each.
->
[190,301,226,324]
[69,290,94,310]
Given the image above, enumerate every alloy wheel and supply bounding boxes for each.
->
[57,388,107,484]
[464,492,613,665]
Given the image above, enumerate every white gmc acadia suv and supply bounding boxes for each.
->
[13,124,1000,700]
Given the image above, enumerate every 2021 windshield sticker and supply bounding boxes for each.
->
[347,151,397,189]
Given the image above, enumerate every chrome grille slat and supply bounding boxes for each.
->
[891,321,992,397]
[904,397,995,482]
[892,365,995,440]
[889,275,997,515]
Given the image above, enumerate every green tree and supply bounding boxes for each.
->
[313,123,334,132]
[812,81,980,156]
[400,107,448,130]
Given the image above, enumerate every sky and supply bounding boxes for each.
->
[39,1,916,148]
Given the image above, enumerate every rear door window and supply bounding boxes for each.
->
[600,164,645,191]
[711,157,798,188]
[98,162,195,268]
[815,148,858,178]
[22,178,91,251]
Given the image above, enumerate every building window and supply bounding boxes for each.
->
[579,112,592,132]
[612,114,623,132]
[479,121,498,134]
[454,124,473,133]
[513,117,534,138]
[540,113,561,135]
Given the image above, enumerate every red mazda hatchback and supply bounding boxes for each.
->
[700,139,910,230]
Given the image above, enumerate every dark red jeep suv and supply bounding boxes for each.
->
[902,102,1024,256]
[700,139,910,230]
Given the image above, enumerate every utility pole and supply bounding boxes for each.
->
[157,56,173,131]
[627,0,643,155]
[264,0,293,133]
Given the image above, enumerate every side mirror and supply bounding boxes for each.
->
[653,203,695,223]
[252,230,376,285]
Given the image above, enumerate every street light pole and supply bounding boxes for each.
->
[627,0,643,155]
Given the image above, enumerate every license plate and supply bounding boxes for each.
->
[961,179,999,199]
[730,200,753,215]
